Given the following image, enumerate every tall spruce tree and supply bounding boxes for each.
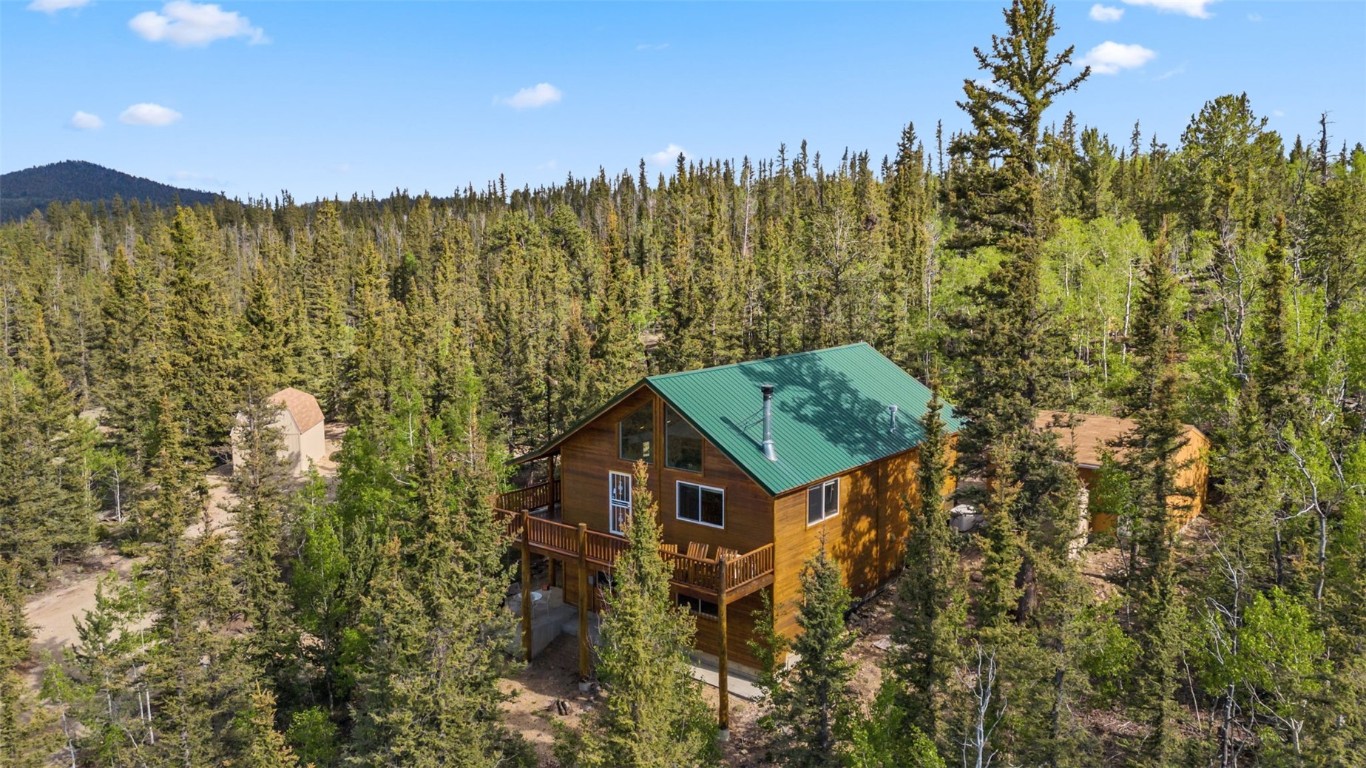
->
[560,463,717,768]
[347,357,526,766]
[886,393,964,752]
[1118,229,1190,764]
[228,388,296,686]
[163,207,240,458]
[0,559,58,766]
[757,544,858,768]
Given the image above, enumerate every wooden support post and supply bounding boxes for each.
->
[577,523,591,685]
[520,509,533,662]
[717,554,730,736]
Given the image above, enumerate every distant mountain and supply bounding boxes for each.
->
[0,160,222,222]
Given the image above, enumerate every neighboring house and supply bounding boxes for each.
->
[232,387,326,476]
[1035,410,1210,533]
[497,343,960,724]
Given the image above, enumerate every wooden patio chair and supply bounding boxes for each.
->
[686,542,710,561]
[715,547,744,582]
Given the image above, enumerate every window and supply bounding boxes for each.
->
[807,478,839,525]
[618,403,653,463]
[677,481,724,528]
[609,471,632,535]
[676,593,719,618]
[665,406,703,472]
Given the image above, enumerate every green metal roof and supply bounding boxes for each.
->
[645,343,961,495]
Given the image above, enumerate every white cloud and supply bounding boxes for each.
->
[649,143,688,167]
[130,2,267,47]
[1089,5,1125,22]
[1272,109,1286,118]
[68,111,103,130]
[1080,41,1157,75]
[498,83,563,109]
[1121,0,1216,19]
[27,0,89,13]
[1247,13,1262,22]
[119,103,183,126]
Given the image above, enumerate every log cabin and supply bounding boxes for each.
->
[495,343,961,728]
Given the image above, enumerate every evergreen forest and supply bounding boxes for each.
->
[1,1,1363,765]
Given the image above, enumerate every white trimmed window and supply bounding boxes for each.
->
[807,478,839,525]
[676,481,724,529]
[609,471,632,535]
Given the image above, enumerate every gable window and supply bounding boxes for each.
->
[807,478,839,525]
[609,471,632,535]
[665,406,703,472]
[618,402,653,463]
[677,481,724,529]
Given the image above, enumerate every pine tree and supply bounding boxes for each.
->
[163,207,241,458]
[886,394,964,750]
[1255,214,1299,433]
[96,245,162,476]
[561,462,717,768]
[879,123,937,377]
[343,241,401,426]
[348,361,526,766]
[239,687,301,768]
[240,263,295,392]
[1199,388,1278,768]
[141,393,254,767]
[0,559,58,767]
[0,365,71,582]
[45,573,152,765]
[762,544,858,767]
[5,295,94,572]
[946,0,1088,625]
[1118,230,1190,764]
[228,387,295,683]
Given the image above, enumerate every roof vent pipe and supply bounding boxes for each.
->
[888,404,899,432]
[761,384,778,461]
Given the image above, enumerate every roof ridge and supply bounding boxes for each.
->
[646,342,871,382]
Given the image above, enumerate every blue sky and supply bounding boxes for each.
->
[3,1,1363,201]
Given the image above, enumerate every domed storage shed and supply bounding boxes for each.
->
[232,387,326,476]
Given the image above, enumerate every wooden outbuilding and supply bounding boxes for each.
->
[1035,410,1210,532]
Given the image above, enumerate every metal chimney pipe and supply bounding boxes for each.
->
[761,384,778,461]
[888,404,899,432]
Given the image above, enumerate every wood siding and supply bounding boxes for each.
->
[558,388,773,558]
[1080,427,1211,533]
[770,446,933,641]
[555,387,777,666]
[552,385,950,664]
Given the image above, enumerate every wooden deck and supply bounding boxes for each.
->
[496,480,775,602]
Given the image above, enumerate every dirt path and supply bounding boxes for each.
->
[22,470,234,662]
[23,424,346,662]
[23,546,138,662]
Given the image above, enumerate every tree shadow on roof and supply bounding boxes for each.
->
[730,352,930,461]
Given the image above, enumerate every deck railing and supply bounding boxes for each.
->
[498,506,774,600]
[726,543,774,595]
[496,480,560,516]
